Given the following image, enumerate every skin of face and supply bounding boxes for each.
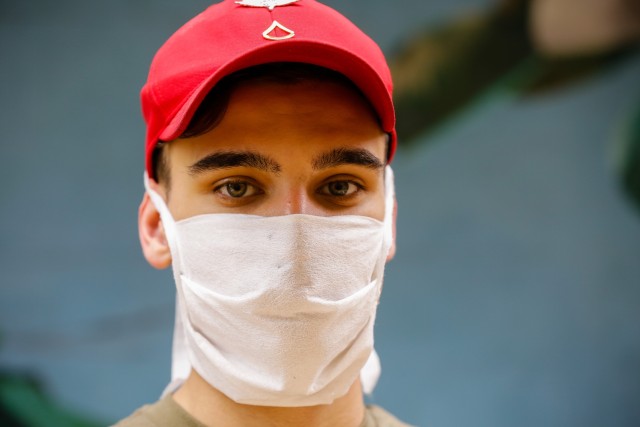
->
[139,78,396,270]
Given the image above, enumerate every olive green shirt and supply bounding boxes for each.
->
[114,394,414,427]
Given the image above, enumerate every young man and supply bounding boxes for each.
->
[117,1,409,426]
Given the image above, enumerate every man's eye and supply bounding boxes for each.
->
[320,181,360,197]
[216,181,259,198]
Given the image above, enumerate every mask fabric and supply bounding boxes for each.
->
[146,167,395,407]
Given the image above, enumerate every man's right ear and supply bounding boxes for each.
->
[138,192,172,269]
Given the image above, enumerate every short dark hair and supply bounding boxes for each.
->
[152,62,383,187]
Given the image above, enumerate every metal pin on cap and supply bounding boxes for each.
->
[235,0,300,11]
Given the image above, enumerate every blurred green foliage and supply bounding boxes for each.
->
[391,0,531,142]
[390,0,640,209]
[619,103,640,211]
[0,371,103,427]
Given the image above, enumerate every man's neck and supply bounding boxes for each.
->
[173,370,365,427]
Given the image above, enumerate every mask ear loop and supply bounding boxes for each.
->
[382,166,396,252]
[144,173,193,395]
[360,166,395,395]
[144,172,178,250]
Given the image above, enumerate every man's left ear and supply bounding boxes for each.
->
[387,198,397,261]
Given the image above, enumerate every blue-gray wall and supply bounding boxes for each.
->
[1,1,639,426]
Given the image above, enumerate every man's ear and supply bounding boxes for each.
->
[386,197,397,262]
[138,191,172,269]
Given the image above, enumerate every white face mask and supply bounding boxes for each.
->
[145,167,395,407]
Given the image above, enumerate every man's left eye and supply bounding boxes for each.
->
[320,181,360,197]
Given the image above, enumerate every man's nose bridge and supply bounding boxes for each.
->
[280,187,308,215]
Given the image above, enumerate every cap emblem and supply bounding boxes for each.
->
[235,0,299,11]
[236,0,299,41]
[262,20,295,41]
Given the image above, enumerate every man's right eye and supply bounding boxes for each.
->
[214,180,260,198]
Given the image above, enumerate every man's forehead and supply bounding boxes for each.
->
[223,77,382,129]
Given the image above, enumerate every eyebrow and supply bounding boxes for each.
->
[188,151,282,175]
[312,148,384,170]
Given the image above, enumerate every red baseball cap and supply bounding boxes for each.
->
[141,0,396,177]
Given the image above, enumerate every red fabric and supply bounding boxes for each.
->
[141,0,396,176]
